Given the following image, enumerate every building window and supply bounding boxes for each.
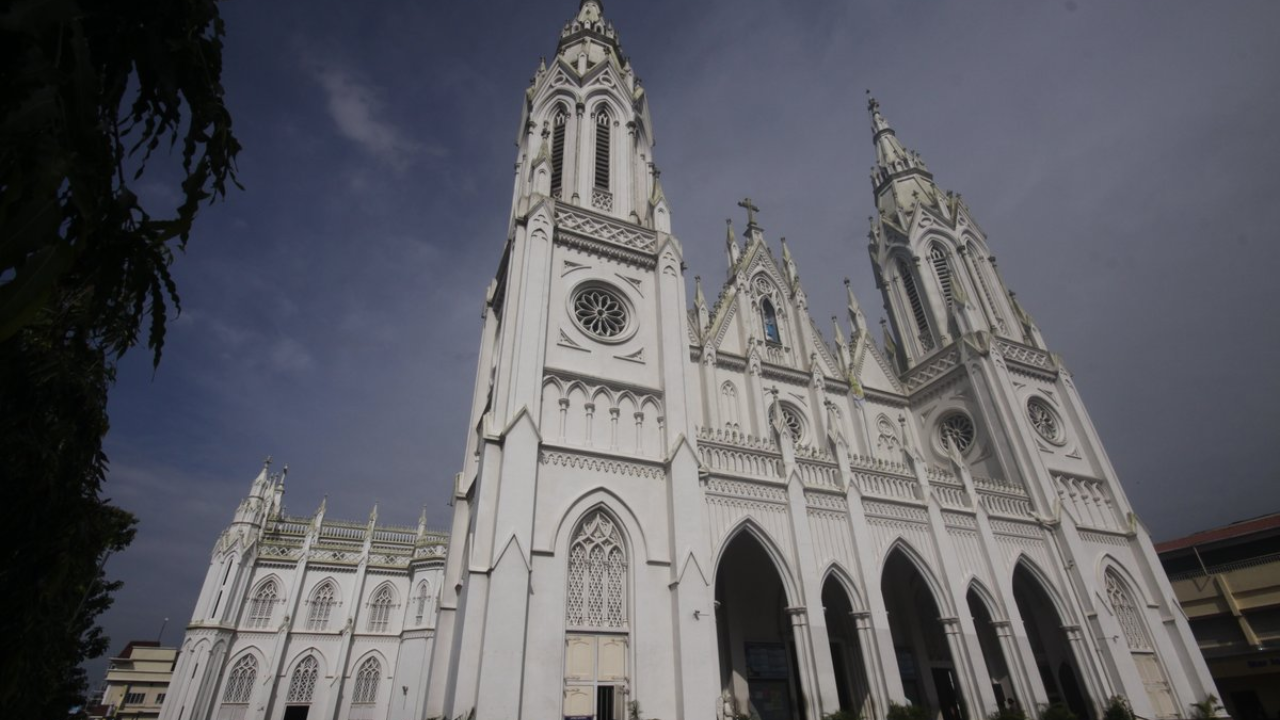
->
[761,298,781,344]
[594,109,611,191]
[1027,398,1063,444]
[780,404,805,442]
[222,655,258,704]
[366,584,395,632]
[286,656,319,704]
[1106,571,1151,652]
[306,582,337,631]
[352,657,381,704]
[124,692,146,705]
[572,285,629,340]
[551,106,568,198]
[897,259,933,351]
[938,412,976,453]
[247,579,278,629]
[157,693,165,704]
[720,382,740,430]
[414,580,432,624]
[566,511,628,629]
[929,244,954,306]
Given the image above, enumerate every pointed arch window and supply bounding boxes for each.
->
[222,655,257,704]
[286,655,318,704]
[930,244,954,307]
[366,584,395,632]
[720,382,740,430]
[551,106,568,199]
[414,580,432,624]
[593,109,611,192]
[566,511,628,629]
[897,259,933,351]
[761,298,781,344]
[1106,570,1177,717]
[246,580,278,629]
[352,657,381,704]
[305,582,337,631]
[1105,571,1151,652]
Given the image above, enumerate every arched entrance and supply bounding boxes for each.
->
[881,549,963,720]
[823,575,872,718]
[967,588,1015,710]
[716,531,803,720]
[1012,564,1091,720]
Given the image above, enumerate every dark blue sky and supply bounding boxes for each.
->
[89,0,1280,680]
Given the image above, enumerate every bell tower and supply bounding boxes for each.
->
[865,94,1039,370]
[426,3,709,719]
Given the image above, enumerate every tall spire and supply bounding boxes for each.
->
[866,91,941,221]
[558,0,620,59]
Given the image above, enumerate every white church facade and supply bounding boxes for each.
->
[161,3,1220,720]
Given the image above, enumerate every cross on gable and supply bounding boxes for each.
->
[737,197,760,228]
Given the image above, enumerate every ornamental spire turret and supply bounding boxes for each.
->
[694,275,709,334]
[867,92,942,222]
[725,218,740,270]
[844,278,867,336]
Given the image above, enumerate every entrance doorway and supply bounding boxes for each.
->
[282,706,310,720]
[967,588,1015,709]
[881,549,963,720]
[716,531,801,720]
[1011,564,1091,720]
[823,576,871,718]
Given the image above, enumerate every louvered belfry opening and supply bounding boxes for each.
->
[551,107,568,198]
[898,259,933,351]
[594,110,611,191]
[930,245,954,306]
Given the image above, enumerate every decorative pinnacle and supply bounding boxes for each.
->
[263,455,273,469]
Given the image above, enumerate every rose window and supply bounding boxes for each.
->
[939,412,975,453]
[780,404,804,441]
[573,287,628,339]
[1027,399,1062,443]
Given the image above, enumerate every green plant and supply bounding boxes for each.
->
[1038,704,1077,720]
[888,702,931,720]
[1189,695,1223,719]
[1101,696,1134,720]
[630,700,642,720]
[825,710,862,720]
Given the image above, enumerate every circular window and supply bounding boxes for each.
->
[779,403,805,442]
[1027,398,1063,444]
[572,285,630,341]
[938,412,976,453]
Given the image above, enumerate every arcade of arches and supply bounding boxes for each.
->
[714,539,1099,720]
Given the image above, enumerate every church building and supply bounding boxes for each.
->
[160,3,1220,720]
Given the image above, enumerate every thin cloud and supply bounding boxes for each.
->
[311,64,427,171]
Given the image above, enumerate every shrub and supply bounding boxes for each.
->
[888,702,932,720]
[1189,695,1224,720]
[1101,696,1134,720]
[825,711,862,720]
[988,706,1029,720]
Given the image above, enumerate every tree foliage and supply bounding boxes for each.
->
[0,0,239,713]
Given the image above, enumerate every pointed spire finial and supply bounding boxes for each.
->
[263,455,273,470]
[725,218,740,269]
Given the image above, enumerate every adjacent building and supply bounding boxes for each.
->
[89,642,179,720]
[1158,514,1280,720]
[162,3,1221,720]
